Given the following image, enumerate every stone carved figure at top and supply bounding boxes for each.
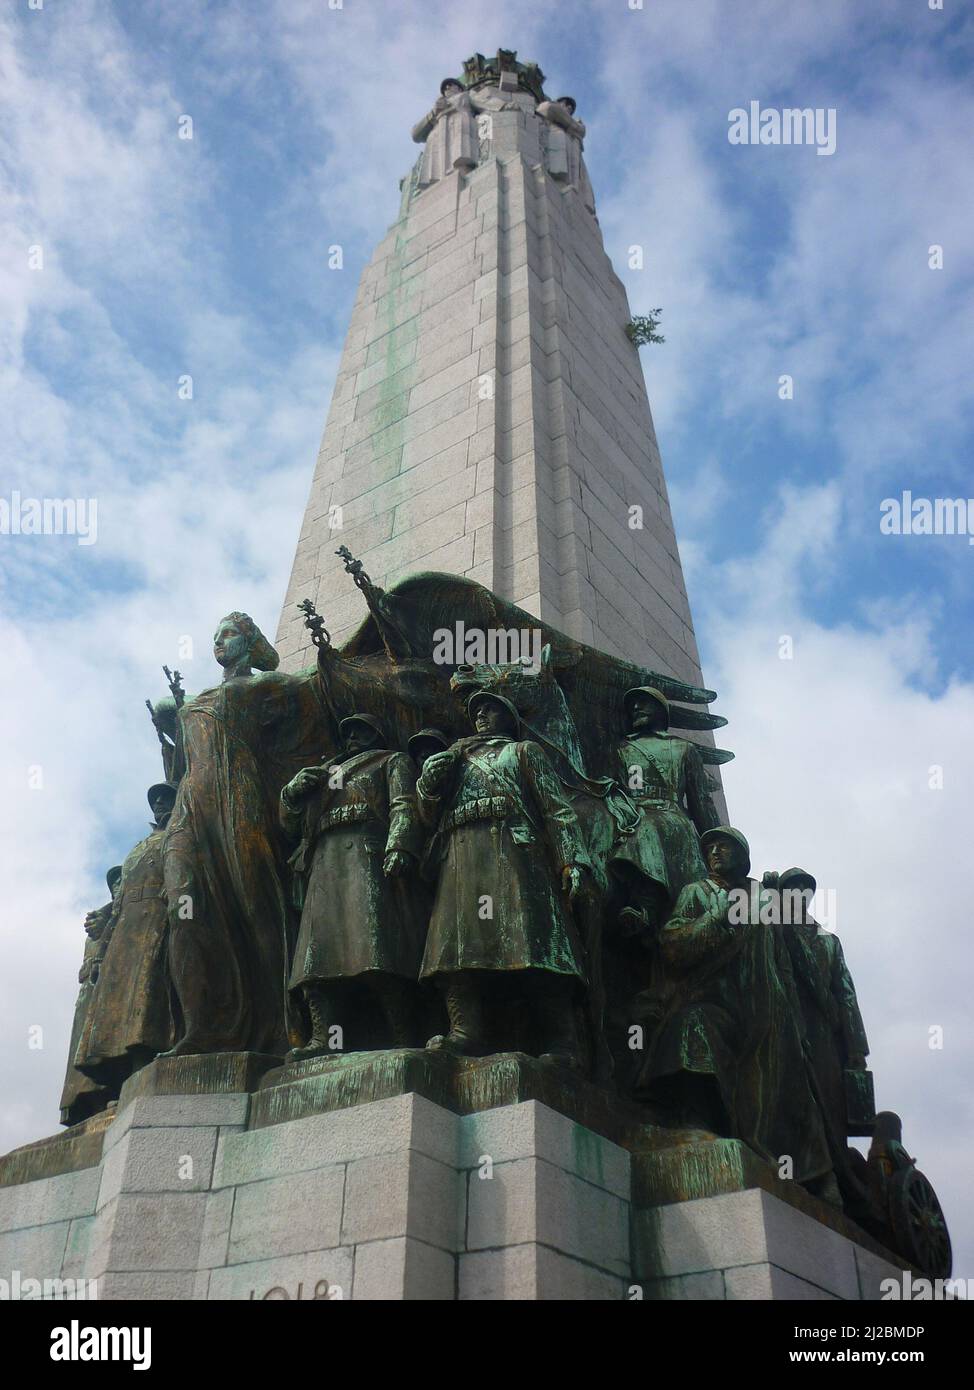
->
[417,690,592,1068]
[411,78,478,188]
[162,613,296,1059]
[537,94,596,214]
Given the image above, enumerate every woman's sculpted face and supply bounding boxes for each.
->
[213,618,250,671]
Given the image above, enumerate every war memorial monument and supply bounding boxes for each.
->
[0,51,951,1301]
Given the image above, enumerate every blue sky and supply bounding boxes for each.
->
[2,0,972,1284]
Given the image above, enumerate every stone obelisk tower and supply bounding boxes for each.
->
[276,53,707,706]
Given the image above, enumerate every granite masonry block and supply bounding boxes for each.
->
[97,1271,200,1301]
[352,1236,456,1301]
[227,1167,344,1264]
[633,1189,861,1301]
[399,408,481,471]
[58,1215,95,1280]
[97,1125,218,1207]
[214,1093,457,1189]
[338,444,471,528]
[407,350,481,414]
[459,1243,627,1301]
[641,1270,726,1301]
[458,1102,630,1200]
[724,1263,839,1301]
[341,1150,460,1252]
[392,469,477,536]
[198,1187,235,1269]
[465,1156,629,1276]
[0,1165,100,1232]
[207,1246,354,1301]
[88,1192,208,1275]
[380,533,476,593]
[0,1219,71,1282]
[854,1244,906,1299]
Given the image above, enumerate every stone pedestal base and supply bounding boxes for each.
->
[0,1052,908,1300]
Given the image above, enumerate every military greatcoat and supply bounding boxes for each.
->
[284,749,424,988]
[418,735,592,980]
[609,732,718,903]
[59,902,114,1124]
[784,921,870,1144]
[75,828,174,1082]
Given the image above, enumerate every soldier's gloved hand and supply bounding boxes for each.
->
[706,886,730,920]
[383,851,413,878]
[285,768,324,803]
[418,749,456,791]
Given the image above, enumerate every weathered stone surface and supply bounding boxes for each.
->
[854,1244,906,1299]
[0,1080,910,1299]
[639,1270,726,1301]
[96,1271,201,1301]
[633,1188,865,1300]
[0,1165,100,1232]
[116,1052,280,1106]
[274,123,722,798]
[352,1236,455,1301]
[465,1154,629,1276]
[97,1125,219,1208]
[0,1109,113,1188]
[458,1101,630,1200]
[207,1247,354,1301]
[87,1192,208,1276]
[724,1263,839,1301]
[343,1149,460,1251]
[103,1093,249,1153]
[459,1243,626,1301]
[0,1218,71,1281]
[227,1167,345,1264]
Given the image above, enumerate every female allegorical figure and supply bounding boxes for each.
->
[163,613,296,1056]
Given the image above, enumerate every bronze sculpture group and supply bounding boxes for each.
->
[59,557,950,1277]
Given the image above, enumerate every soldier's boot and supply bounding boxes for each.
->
[536,976,582,1071]
[426,973,489,1056]
[372,973,416,1049]
[287,982,339,1062]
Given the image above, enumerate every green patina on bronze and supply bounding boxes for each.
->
[42,559,950,1278]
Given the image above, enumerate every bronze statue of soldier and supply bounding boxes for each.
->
[75,784,178,1090]
[610,686,719,936]
[635,826,839,1204]
[59,865,122,1126]
[282,713,425,1058]
[416,690,591,1068]
[407,727,450,771]
[772,867,871,1162]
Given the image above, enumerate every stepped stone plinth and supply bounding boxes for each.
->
[0,1052,908,1301]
